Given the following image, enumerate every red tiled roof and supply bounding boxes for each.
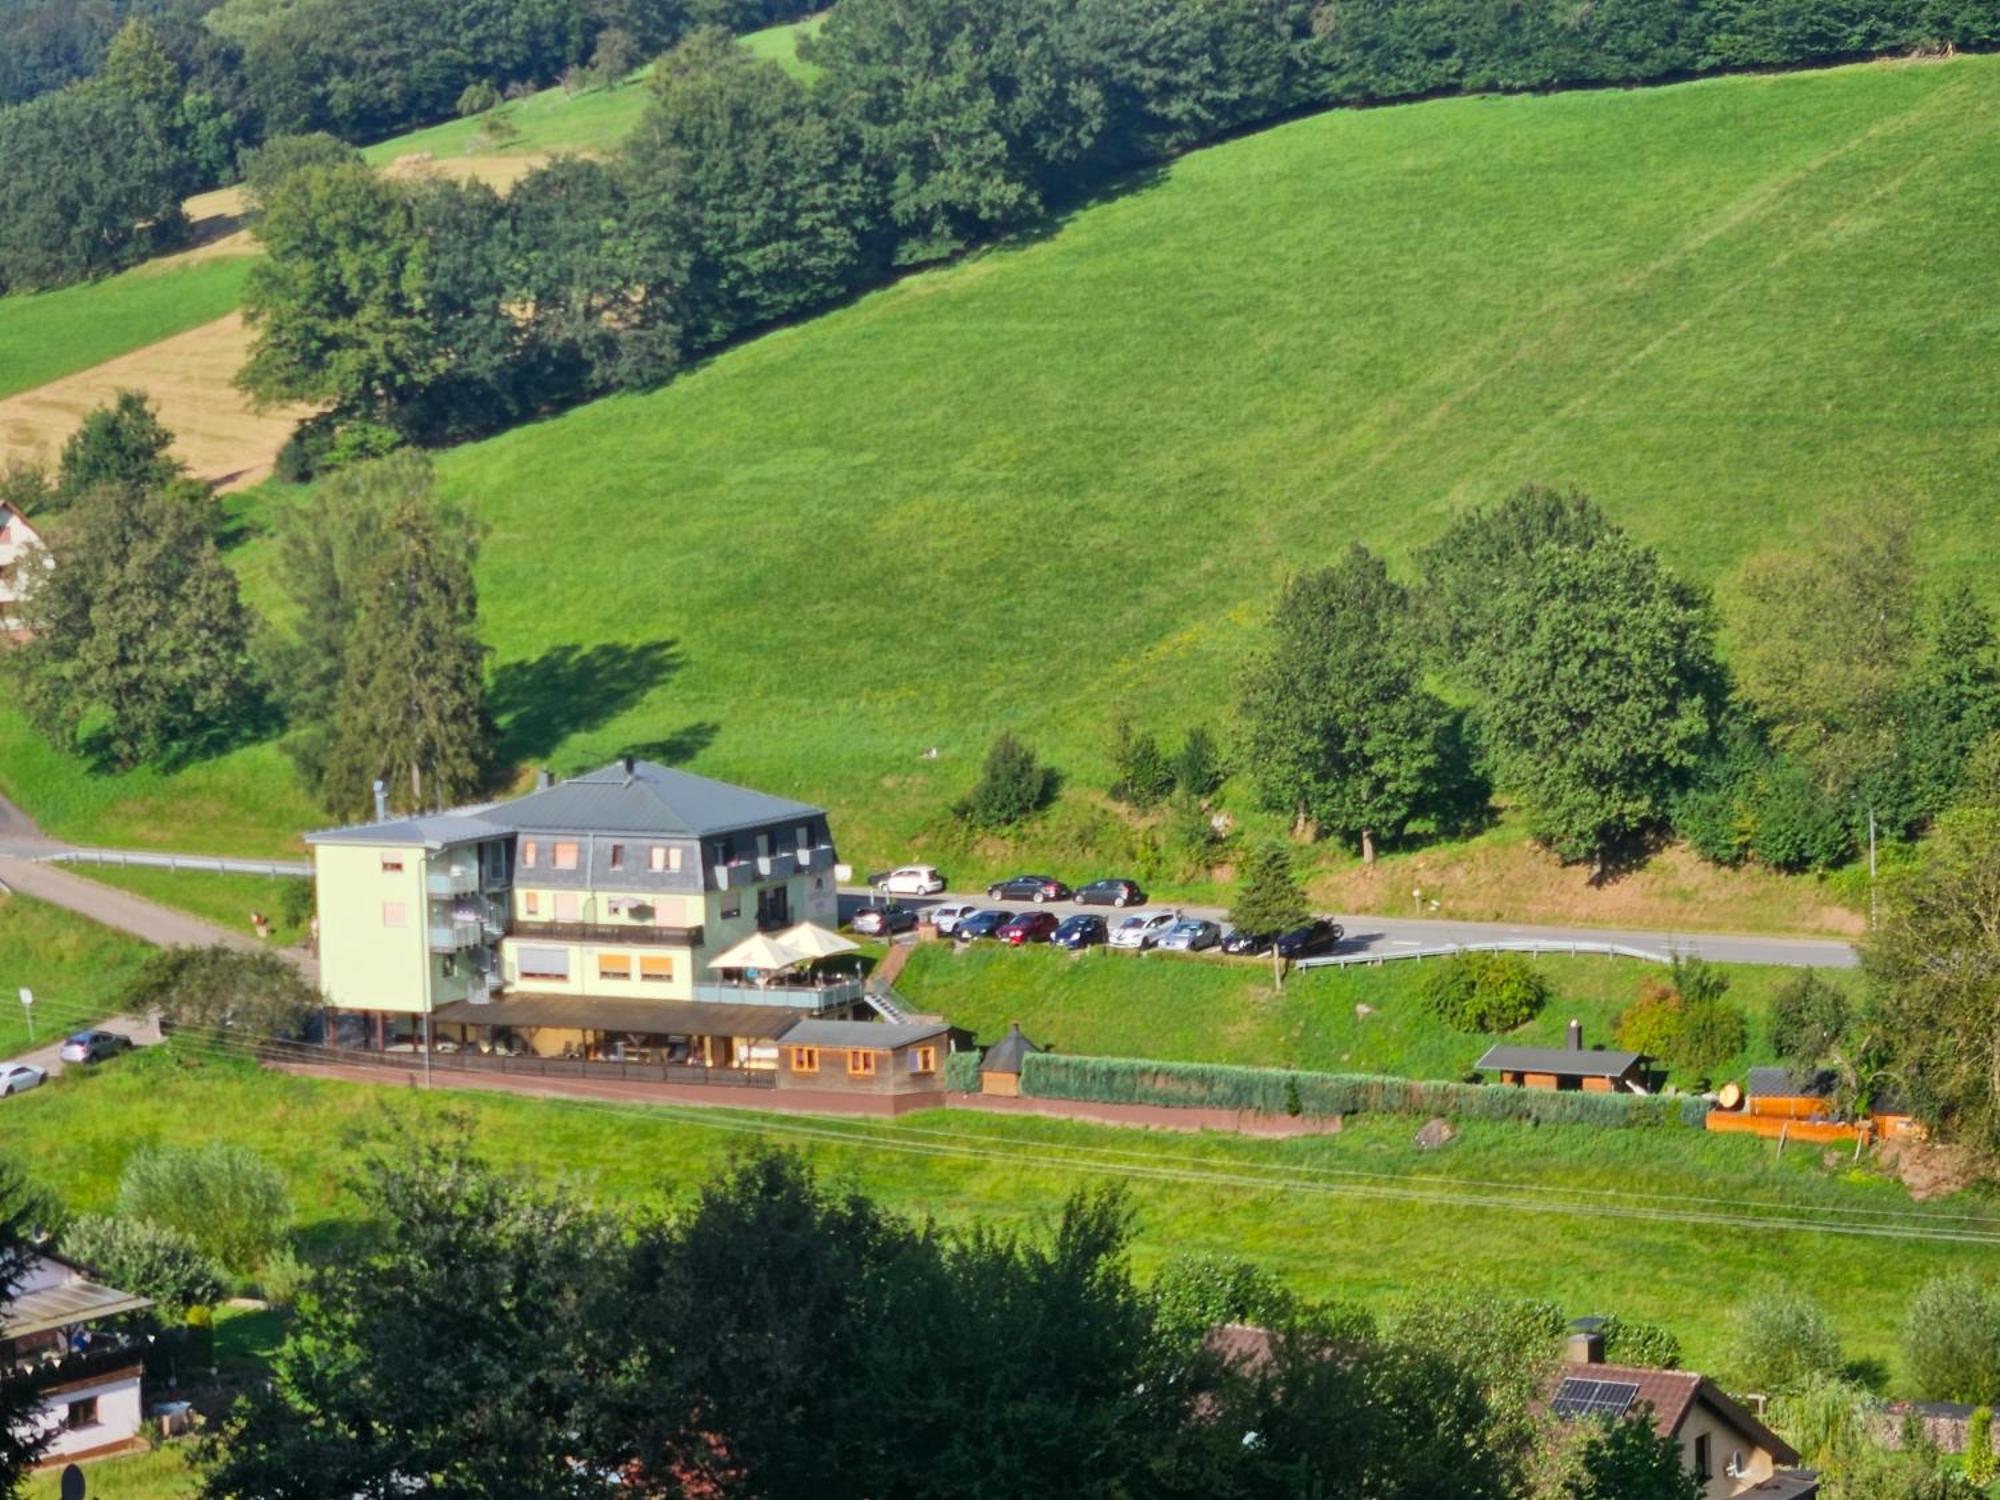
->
[1553,1362,1800,1466]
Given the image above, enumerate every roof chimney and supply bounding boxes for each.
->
[371,779,387,822]
[1567,1018,1583,1052]
[622,754,636,781]
[536,768,553,790]
[1565,1330,1604,1365]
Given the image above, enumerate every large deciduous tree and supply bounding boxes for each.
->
[55,389,183,510]
[10,475,257,770]
[1240,544,1462,862]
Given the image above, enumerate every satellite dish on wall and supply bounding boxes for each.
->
[60,1464,86,1500]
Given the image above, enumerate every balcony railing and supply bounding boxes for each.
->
[428,920,484,952]
[426,867,478,897]
[690,976,864,1009]
[709,843,837,890]
[509,919,704,948]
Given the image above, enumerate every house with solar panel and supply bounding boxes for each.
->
[1553,1326,1819,1497]
[3,1250,154,1466]
[306,757,871,1078]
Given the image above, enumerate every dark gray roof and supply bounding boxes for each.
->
[434,993,809,1038]
[1476,1045,1645,1078]
[306,813,514,850]
[1747,1067,1835,1099]
[980,1022,1042,1074]
[490,760,823,837]
[778,1018,955,1050]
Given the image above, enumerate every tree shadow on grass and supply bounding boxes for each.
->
[621,721,721,769]
[488,639,684,764]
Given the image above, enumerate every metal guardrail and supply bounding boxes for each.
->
[47,848,313,878]
[1297,940,1670,970]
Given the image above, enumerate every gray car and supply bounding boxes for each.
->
[1155,918,1222,952]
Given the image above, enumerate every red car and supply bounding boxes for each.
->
[996,911,1060,946]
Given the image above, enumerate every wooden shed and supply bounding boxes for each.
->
[772,1018,968,1098]
[977,1022,1042,1098]
[1476,1039,1649,1094]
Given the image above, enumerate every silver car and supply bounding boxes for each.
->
[0,1063,44,1097]
[929,903,979,937]
[1108,909,1181,950]
[1155,918,1221,952]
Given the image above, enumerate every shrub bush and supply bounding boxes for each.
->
[116,1142,292,1273]
[1729,1289,1844,1395]
[954,732,1054,831]
[1614,979,1685,1060]
[1152,1254,1294,1336]
[1419,952,1551,1032]
[60,1214,225,1319]
[1769,971,1850,1071]
[1967,1407,1997,1486]
[1614,965,1746,1075]
[1018,1053,1695,1129]
[944,1050,981,1093]
[1676,997,1748,1075]
[1903,1272,2000,1405]
[1598,1315,1682,1370]
[1749,760,1854,872]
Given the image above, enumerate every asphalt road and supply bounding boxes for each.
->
[838,885,1859,970]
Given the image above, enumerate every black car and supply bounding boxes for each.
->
[987,874,1073,903]
[1073,878,1146,908]
[955,909,1014,941]
[1050,914,1108,950]
[1274,919,1344,959]
[1220,928,1273,956]
[851,903,918,937]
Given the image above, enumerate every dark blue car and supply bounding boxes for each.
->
[1051,914,1108,950]
[955,909,1014,941]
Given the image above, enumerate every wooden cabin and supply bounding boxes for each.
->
[772,1018,968,1100]
[977,1022,1042,1097]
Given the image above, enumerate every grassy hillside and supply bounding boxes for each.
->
[9,1046,1991,1388]
[3,54,1995,901]
[0,894,153,1054]
[0,256,254,400]
[896,944,1797,1092]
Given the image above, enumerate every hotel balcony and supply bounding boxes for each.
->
[426,866,479,897]
[427,920,485,952]
[509,918,705,948]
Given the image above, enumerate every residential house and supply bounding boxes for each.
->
[305,758,853,1070]
[0,499,47,636]
[773,1018,969,1106]
[1477,1022,1650,1094]
[3,1251,153,1465]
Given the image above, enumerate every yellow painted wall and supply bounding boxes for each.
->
[313,843,434,1014]
[500,936,696,1000]
[513,886,704,927]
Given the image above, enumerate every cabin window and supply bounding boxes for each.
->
[381,901,406,929]
[609,843,625,871]
[518,947,569,981]
[790,1046,819,1073]
[380,854,404,874]
[640,955,673,984]
[597,953,633,981]
[911,1046,937,1074]
[523,891,540,917]
[554,842,580,870]
[1693,1436,1711,1484]
[65,1396,98,1431]
[521,840,538,868]
[847,1050,878,1078]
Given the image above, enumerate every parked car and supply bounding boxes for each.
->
[1074,878,1147,908]
[1274,919,1344,959]
[878,865,947,896]
[1221,928,1274,956]
[851,903,918,937]
[997,911,1061,945]
[928,902,980,936]
[1050,914,1108,950]
[1156,918,1222,952]
[955,909,1015,941]
[1108,909,1182,950]
[58,1030,133,1065]
[0,1063,44,1097]
[986,874,1073,903]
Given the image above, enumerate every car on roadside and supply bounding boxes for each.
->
[1073,878,1147,908]
[878,865,947,896]
[986,874,1073,903]
[0,1063,44,1097]
[955,909,1015,942]
[851,903,918,937]
[1108,909,1181,950]
[1050,914,1108,950]
[1274,919,1344,959]
[58,1030,133,1065]
[1155,918,1222,953]
[996,911,1061,946]
[928,902,980,937]
[1220,928,1274,956]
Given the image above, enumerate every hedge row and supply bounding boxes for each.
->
[1018,1053,1709,1130]
[944,1050,982,1094]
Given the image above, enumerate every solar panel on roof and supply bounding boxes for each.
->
[1550,1378,1640,1421]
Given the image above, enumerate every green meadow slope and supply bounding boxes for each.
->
[2,53,1996,876]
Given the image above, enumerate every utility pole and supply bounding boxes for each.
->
[1868,807,1878,930]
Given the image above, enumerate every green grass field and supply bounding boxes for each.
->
[69,866,312,948]
[897,944,1797,1092]
[0,256,254,400]
[0,895,152,1055]
[2,53,1995,910]
[5,1045,1990,1392]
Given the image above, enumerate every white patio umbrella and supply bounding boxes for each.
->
[706,929,803,972]
[778,922,859,961]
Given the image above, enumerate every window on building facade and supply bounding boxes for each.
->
[382,901,406,928]
[797,824,811,854]
[670,846,682,872]
[523,891,540,916]
[790,1046,819,1073]
[381,854,404,873]
[521,840,539,868]
[609,843,625,871]
[648,845,667,872]
[640,955,673,983]
[598,953,633,981]
[66,1396,98,1430]
[554,842,579,870]
[518,947,569,981]
[847,1050,877,1078]
[911,1046,937,1074]
[1693,1436,1711,1484]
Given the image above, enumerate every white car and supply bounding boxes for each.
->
[1108,909,1182,950]
[928,902,979,936]
[0,1063,45,1097]
[1155,918,1222,953]
[878,865,947,896]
